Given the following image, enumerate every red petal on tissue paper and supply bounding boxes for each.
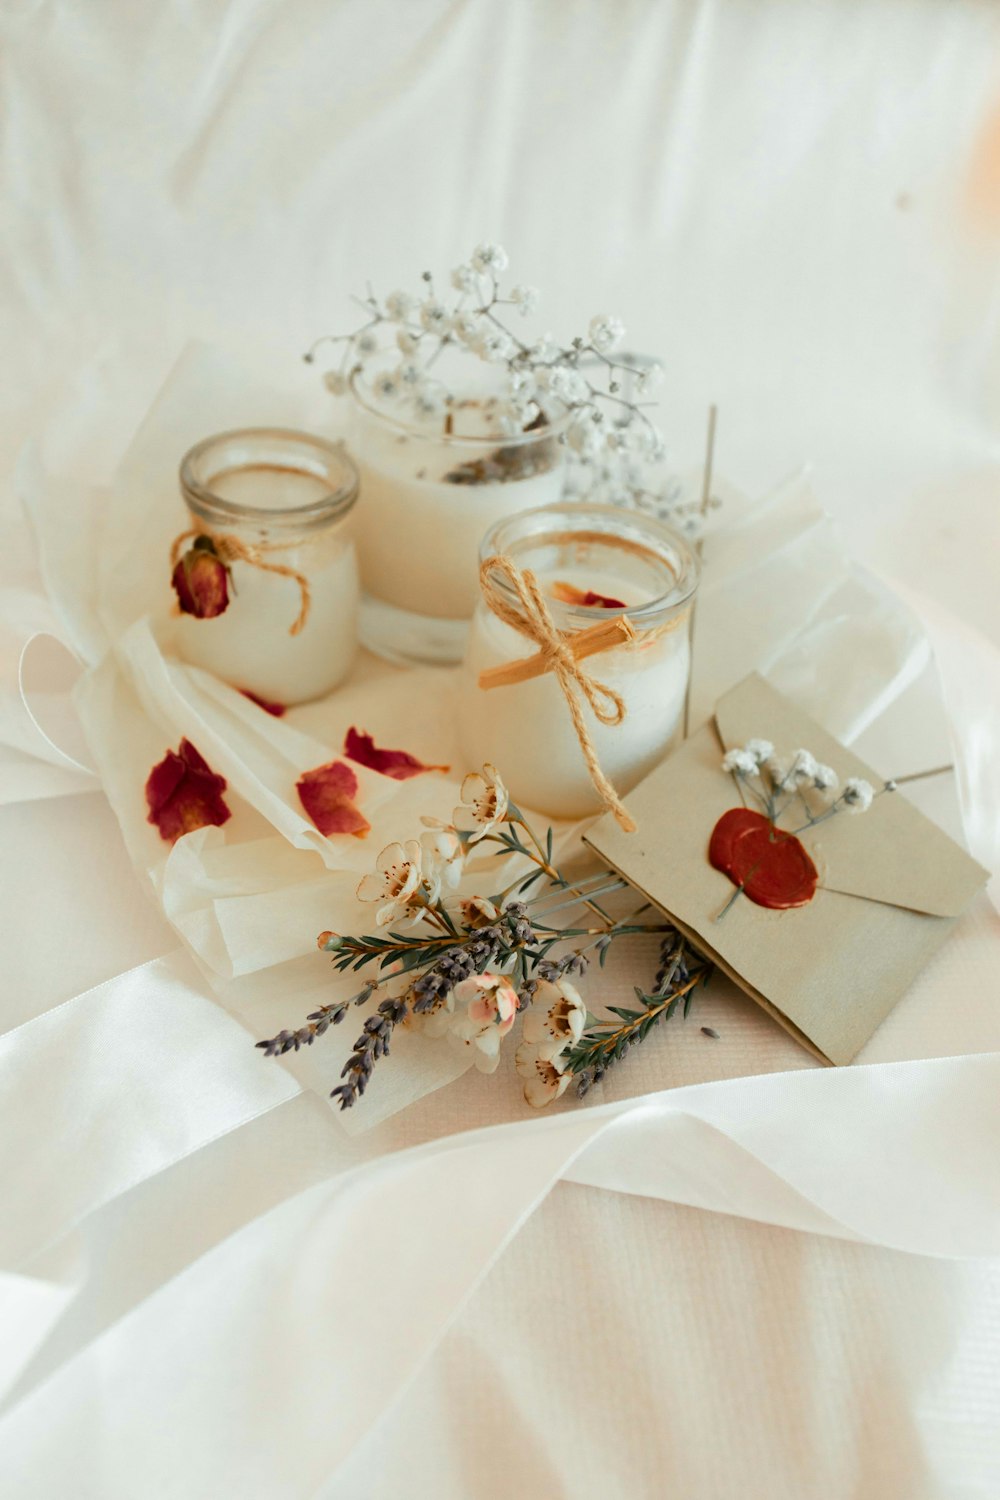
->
[344,727,449,781]
[708,807,818,911]
[550,580,628,610]
[171,540,230,619]
[240,690,287,717]
[297,760,371,839]
[146,739,232,843]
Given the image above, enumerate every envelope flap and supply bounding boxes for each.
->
[713,674,988,918]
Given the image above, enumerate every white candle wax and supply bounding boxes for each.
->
[459,564,691,819]
[353,421,565,620]
[174,543,358,704]
[174,441,359,705]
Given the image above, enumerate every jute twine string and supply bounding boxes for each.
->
[170,528,311,635]
[477,554,641,832]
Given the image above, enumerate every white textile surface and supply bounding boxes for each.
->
[2,3,1000,1498]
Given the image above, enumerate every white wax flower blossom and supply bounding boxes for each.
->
[722,748,758,776]
[471,241,509,275]
[521,979,587,1055]
[744,738,774,766]
[588,314,626,353]
[323,370,348,395]
[356,840,424,927]
[510,283,540,316]
[385,290,416,322]
[516,1041,572,1107]
[842,777,875,812]
[354,328,379,356]
[448,973,518,1074]
[451,263,478,293]
[453,763,509,842]
[420,300,451,335]
[396,328,420,356]
[812,763,839,792]
[419,828,464,903]
[479,328,516,364]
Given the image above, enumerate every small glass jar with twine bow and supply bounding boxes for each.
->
[172,429,360,705]
[458,504,700,826]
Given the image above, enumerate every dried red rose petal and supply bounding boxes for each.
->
[708,807,818,910]
[297,759,370,839]
[146,738,232,843]
[172,537,230,619]
[344,727,449,781]
[240,690,287,717]
[551,580,628,610]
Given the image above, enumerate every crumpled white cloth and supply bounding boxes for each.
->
[4,2,1000,1493]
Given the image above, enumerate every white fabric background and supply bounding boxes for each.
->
[2,3,1000,1497]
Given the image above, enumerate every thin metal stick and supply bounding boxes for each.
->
[889,764,954,785]
[682,404,717,740]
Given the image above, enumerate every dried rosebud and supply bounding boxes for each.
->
[172,536,230,619]
[297,760,370,839]
[343,727,449,781]
[145,738,232,843]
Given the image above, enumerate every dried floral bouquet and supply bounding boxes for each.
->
[258,763,711,1109]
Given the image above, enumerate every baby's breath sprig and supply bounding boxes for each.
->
[304,241,668,508]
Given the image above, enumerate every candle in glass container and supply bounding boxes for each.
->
[459,504,700,820]
[173,428,360,705]
[349,373,569,665]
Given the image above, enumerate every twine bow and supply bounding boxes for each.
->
[477,554,639,832]
[170,529,311,636]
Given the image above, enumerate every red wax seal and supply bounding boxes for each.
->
[708,808,818,910]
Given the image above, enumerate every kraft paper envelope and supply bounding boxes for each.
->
[584,673,990,1064]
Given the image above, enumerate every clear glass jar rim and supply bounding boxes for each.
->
[180,427,359,530]
[348,367,571,448]
[480,502,700,624]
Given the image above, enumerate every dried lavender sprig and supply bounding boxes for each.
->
[410,903,536,1015]
[329,993,409,1110]
[255,980,378,1058]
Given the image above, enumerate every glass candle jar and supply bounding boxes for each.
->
[174,428,360,705]
[459,503,700,820]
[349,371,569,665]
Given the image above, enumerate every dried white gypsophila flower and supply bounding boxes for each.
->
[743,738,773,766]
[385,290,416,322]
[722,748,759,775]
[323,370,348,395]
[451,263,478,292]
[511,284,540,315]
[588,314,626,353]
[373,370,399,401]
[420,300,451,335]
[471,242,509,275]
[842,777,874,812]
[812,763,839,792]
